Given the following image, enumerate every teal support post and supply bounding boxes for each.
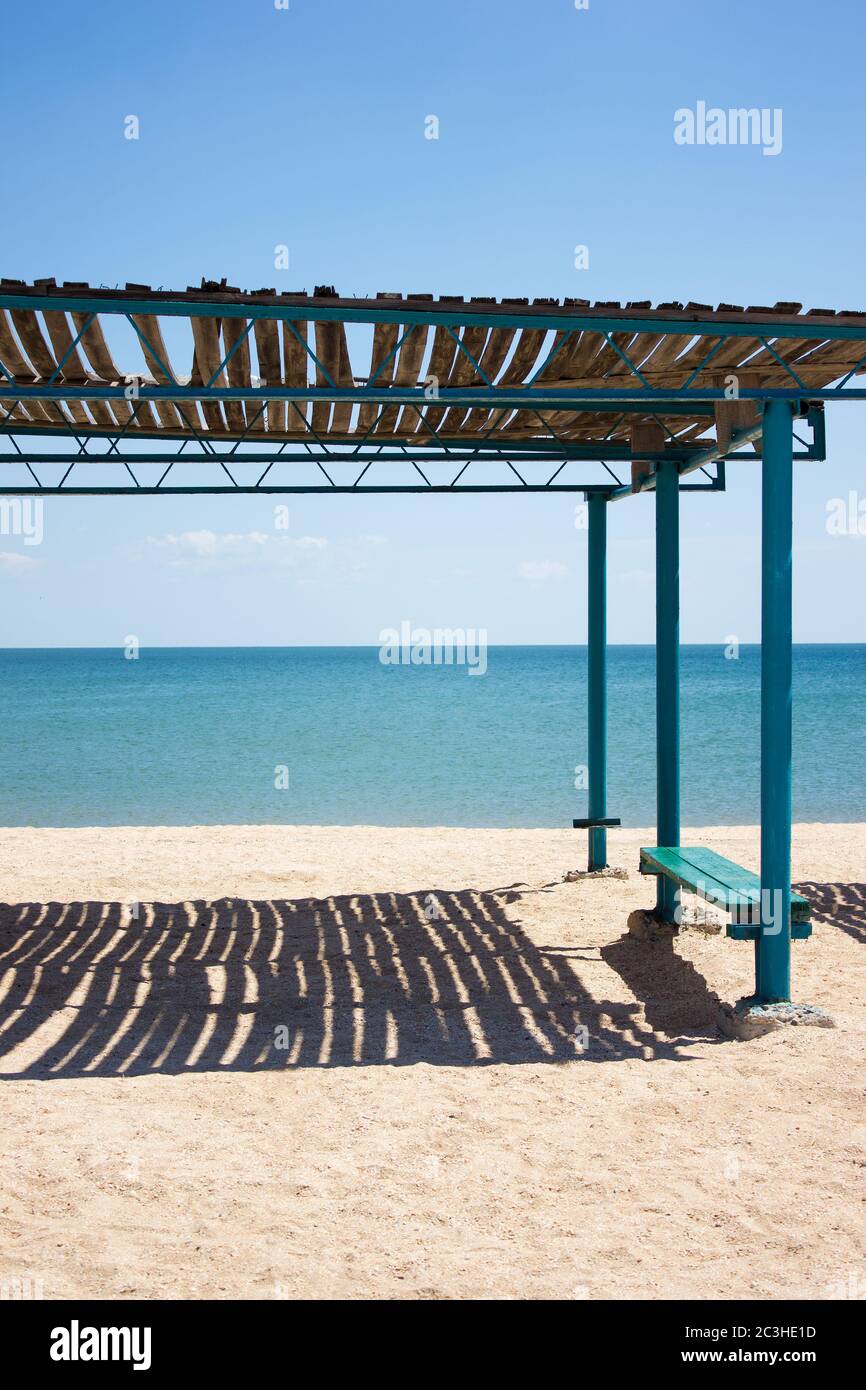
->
[756,400,794,1002]
[587,494,608,869]
[655,459,681,921]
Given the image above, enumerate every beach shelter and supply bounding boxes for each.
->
[2,277,863,1007]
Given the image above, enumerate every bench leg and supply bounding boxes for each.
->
[756,401,793,1003]
[655,458,680,922]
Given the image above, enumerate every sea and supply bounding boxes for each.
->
[0,645,862,828]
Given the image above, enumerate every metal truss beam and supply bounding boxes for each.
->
[0,446,704,466]
[0,482,726,496]
[0,424,712,450]
[3,288,866,346]
[0,383,851,405]
[0,448,727,493]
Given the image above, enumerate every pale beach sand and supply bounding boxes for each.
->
[0,822,863,1301]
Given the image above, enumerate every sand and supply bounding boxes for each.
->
[0,822,863,1302]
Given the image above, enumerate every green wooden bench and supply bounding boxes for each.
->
[639,846,812,940]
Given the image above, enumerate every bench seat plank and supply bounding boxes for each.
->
[640,845,811,927]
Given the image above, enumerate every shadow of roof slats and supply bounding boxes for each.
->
[0,887,715,1077]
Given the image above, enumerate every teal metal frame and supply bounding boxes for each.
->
[586,495,610,870]
[758,401,795,1002]
[0,285,839,496]
[0,284,858,1007]
[654,459,681,923]
[1,284,865,347]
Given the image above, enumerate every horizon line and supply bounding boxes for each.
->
[1,641,863,652]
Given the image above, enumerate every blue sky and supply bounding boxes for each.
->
[1,0,864,645]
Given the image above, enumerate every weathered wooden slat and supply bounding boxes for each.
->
[493,323,555,434]
[222,317,261,432]
[281,320,309,435]
[744,333,828,373]
[640,330,698,375]
[477,324,519,381]
[9,308,57,377]
[311,319,340,434]
[0,308,35,378]
[581,330,641,383]
[71,311,149,430]
[128,313,187,431]
[771,335,866,385]
[496,323,549,390]
[214,320,246,433]
[42,310,117,430]
[436,313,490,434]
[306,287,354,435]
[608,332,668,383]
[252,319,284,432]
[329,323,355,435]
[379,322,429,435]
[653,333,721,384]
[509,317,617,435]
[357,315,399,434]
[0,401,32,425]
[71,311,123,381]
[182,348,210,434]
[681,326,864,393]
[409,315,459,435]
[9,307,91,427]
[531,302,593,384]
[67,289,163,428]
[190,315,229,433]
[667,421,713,445]
[690,336,768,381]
[459,323,518,431]
[437,298,495,413]
[564,412,619,439]
[393,317,431,435]
[540,329,645,433]
[39,311,86,380]
[0,310,50,423]
[541,332,671,439]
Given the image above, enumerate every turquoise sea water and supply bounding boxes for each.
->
[0,645,863,828]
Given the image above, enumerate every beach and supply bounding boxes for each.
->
[0,821,863,1301]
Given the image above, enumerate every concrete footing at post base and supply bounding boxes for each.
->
[627,904,726,941]
[718,997,836,1041]
[626,908,678,944]
[564,866,628,883]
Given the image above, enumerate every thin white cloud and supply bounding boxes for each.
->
[518,560,568,581]
[0,552,39,575]
[147,530,329,572]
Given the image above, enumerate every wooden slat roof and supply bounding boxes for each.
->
[1,278,864,447]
